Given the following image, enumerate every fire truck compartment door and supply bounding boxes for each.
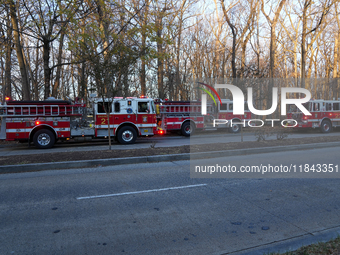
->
[96,128,114,137]
[70,128,95,136]
[5,118,28,139]
[0,117,6,139]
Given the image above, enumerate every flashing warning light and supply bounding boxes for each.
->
[139,95,148,98]
[35,121,40,125]
[159,130,164,135]
[303,116,309,120]
[5,96,10,101]
[329,113,333,117]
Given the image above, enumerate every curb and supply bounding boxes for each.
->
[224,225,340,255]
[1,141,340,174]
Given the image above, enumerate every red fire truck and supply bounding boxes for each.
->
[155,99,252,135]
[288,99,340,133]
[0,97,157,148]
[155,101,205,136]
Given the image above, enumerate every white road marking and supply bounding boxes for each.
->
[76,183,207,200]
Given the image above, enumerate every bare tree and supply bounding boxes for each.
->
[23,0,80,99]
[220,0,239,78]
[260,0,287,78]
[300,0,333,88]
[7,0,30,100]
[2,4,12,100]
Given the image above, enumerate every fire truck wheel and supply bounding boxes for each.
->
[320,120,332,133]
[229,123,241,133]
[117,126,137,144]
[33,129,56,149]
[181,121,195,136]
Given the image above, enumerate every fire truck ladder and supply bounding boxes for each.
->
[0,104,84,117]
[159,104,202,116]
[159,104,214,116]
[157,103,214,131]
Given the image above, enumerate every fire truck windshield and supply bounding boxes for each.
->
[303,102,312,112]
[138,102,149,113]
[151,101,155,113]
[288,102,311,113]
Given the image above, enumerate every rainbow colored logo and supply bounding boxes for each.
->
[197,82,222,106]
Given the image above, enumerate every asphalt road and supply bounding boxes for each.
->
[1,129,340,156]
[1,147,340,254]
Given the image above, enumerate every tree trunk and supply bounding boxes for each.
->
[34,40,39,100]
[260,0,286,78]
[106,110,111,150]
[175,15,183,100]
[294,41,298,87]
[4,7,12,100]
[241,41,246,78]
[52,29,65,97]
[43,39,51,99]
[241,32,252,78]
[97,0,110,96]
[8,0,30,100]
[157,15,164,99]
[5,39,12,99]
[78,63,86,98]
[140,0,149,96]
[269,26,276,78]
[78,25,86,99]
[301,3,308,88]
[334,34,338,79]
[230,29,237,78]
[123,72,129,97]
[97,0,111,149]
[141,34,146,95]
[221,0,237,78]
[337,32,340,100]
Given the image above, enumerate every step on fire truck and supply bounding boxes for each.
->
[0,96,157,148]
[288,99,340,133]
[155,99,251,136]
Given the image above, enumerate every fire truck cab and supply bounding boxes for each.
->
[288,99,340,133]
[0,97,157,148]
[92,97,157,143]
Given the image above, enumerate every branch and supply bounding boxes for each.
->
[0,20,42,41]
[306,0,333,35]
[94,3,146,57]
[50,59,85,70]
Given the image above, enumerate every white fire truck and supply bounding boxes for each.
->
[288,99,340,133]
[0,97,157,148]
[155,99,251,136]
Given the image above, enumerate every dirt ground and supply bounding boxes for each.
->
[1,134,339,166]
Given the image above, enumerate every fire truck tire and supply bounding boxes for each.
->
[229,123,241,133]
[181,121,195,136]
[33,129,56,149]
[117,126,137,144]
[320,120,332,133]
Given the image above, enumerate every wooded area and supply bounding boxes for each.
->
[0,0,339,102]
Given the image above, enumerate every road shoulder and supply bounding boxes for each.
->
[2,140,340,174]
